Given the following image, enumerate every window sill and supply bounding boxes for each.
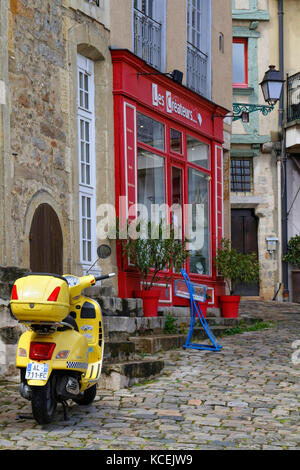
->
[233,87,254,96]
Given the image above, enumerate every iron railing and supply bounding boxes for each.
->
[186,41,209,98]
[133,8,162,71]
[287,72,300,122]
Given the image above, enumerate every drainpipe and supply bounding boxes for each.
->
[278,0,289,300]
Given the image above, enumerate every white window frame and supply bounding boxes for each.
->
[77,54,97,272]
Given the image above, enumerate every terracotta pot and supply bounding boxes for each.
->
[219,295,240,318]
[134,289,161,317]
[198,300,208,318]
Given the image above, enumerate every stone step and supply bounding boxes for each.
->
[103,340,137,364]
[100,358,165,391]
[128,326,228,354]
[103,314,259,341]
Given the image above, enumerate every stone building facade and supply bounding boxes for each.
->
[231,0,282,300]
[0,0,115,281]
[0,0,232,374]
[231,0,300,302]
[1,0,232,294]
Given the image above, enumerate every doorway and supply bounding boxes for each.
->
[29,204,63,275]
[231,208,259,295]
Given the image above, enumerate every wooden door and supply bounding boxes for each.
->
[29,204,63,275]
[231,209,259,295]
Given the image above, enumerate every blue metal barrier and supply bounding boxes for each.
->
[174,269,222,352]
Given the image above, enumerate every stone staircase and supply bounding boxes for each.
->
[3,270,298,390]
[85,287,261,390]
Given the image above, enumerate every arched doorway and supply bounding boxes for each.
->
[29,204,63,274]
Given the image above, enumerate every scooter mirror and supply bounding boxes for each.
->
[97,244,111,259]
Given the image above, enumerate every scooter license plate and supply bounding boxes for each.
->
[25,362,49,381]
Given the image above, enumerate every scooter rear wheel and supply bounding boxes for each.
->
[31,377,57,424]
[73,384,97,405]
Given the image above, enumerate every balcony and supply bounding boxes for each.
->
[133,8,162,71]
[286,72,300,152]
[186,42,209,98]
[287,72,300,122]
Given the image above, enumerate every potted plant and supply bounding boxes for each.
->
[117,219,189,317]
[283,234,300,303]
[214,239,260,318]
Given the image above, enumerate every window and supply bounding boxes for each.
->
[188,168,210,275]
[187,135,209,169]
[135,111,211,277]
[137,113,165,150]
[134,0,154,17]
[219,32,224,53]
[231,158,252,192]
[170,128,182,154]
[133,0,165,71]
[77,55,96,268]
[232,38,248,88]
[186,0,211,97]
[137,149,166,215]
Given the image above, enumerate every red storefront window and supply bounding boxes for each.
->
[111,49,227,306]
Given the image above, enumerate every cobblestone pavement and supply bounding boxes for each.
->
[0,314,299,450]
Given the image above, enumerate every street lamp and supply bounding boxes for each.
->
[214,66,285,122]
[260,65,285,105]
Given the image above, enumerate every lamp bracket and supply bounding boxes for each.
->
[232,102,274,121]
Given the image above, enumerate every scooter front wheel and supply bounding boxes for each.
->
[31,376,57,424]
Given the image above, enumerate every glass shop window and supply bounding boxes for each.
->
[188,167,210,275]
[187,135,209,169]
[137,113,165,151]
[170,128,183,154]
[137,148,166,216]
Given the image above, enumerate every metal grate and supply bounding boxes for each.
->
[230,158,252,192]
[287,72,300,122]
[186,42,208,97]
[133,8,162,71]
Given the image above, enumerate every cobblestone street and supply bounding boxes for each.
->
[0,312,299,451]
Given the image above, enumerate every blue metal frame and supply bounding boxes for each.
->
[179,269,222,352]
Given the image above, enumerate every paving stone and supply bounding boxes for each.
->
[0,306,300,450]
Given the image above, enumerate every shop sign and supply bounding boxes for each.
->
[152,83,203,128]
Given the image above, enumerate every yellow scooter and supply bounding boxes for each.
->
[10,244,115,424]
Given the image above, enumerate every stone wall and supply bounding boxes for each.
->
[1,0,116,278]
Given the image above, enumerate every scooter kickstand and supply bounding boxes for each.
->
[16,413,34,420]
[62,401,69,421]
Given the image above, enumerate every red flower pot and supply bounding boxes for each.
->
[198,300,208,318]
[219,295,240,318]
[134,289,161,317]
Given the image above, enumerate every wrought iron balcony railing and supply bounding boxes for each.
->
[133,8,162,71]
[186,41,209,98]
[287,72,300,122]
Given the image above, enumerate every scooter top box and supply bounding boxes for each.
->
[10,274,70,323]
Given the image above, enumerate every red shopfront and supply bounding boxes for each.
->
[111,49,227,308]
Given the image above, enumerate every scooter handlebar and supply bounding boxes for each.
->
[94,273,116,282]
